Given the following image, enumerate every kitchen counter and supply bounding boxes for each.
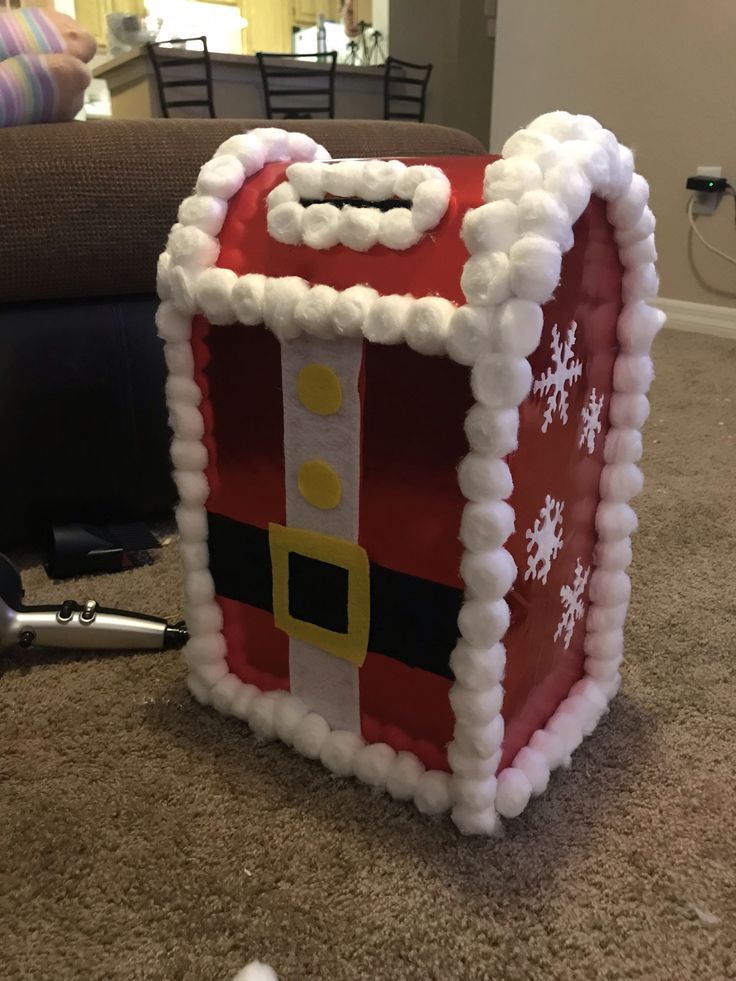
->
[94,48,386,120]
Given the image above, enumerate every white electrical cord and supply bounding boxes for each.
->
[687,193,736,266]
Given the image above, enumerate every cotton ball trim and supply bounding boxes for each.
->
[608,173,649,230]
[232,274,266,326]
[196,154,245,200]
[471,354,532,410]
[285,162,325,199]
[615,206,655,248]
[458,598,510,649]
[493,297,544,357]
[231,960,278,981]
[559,140,611,189]
[584,629,624,661]
[449,641,506,690]
[613,355,654,395]
[287,131,323,162]
[364,294,411,345]
[452,717,504,759]
[173,464,208,499]
[452,804,500,836]
[594,538,633,572]
[446,305,493,366]
[464,404,519,456]
[529,728,567,770]
[323,160,363,196]
[617,302,664,355]
[596,501,638,541]
[604,428,643,464]
[187,672,211,705]
[508,235,562,304]
[362,159,405,201]
[354,742,396,787]
[293,712,330,759]
[302,203,341,249]
[178,194,228,236]
[166,375,201,408]
[449,683,504,726]
[186,600,223,637]
[267,202,303,246]
[196,267,238,325]
[587,602,629,633]
[620,234,657,268]
[609,393,650,430]
[377,208,421,250]
[600,462,644,501]
[457,454,513,502]
[395,164,444,199]
[294,284,338,338]
[512,746,550,796]
[156,252,172,300]
[179,540,209,572]
[622,263,659,303]
[386,750,425,801]
[495,767,532,818]
[263,276,310,341]
[267,181,298,209]
[167,224,220,269]
[185,568,216,606]
[502,128,561,169]
[339,205,380,252]
[411,176,451,233]
[249,692,282,739]
[164,340,194,379]
[461,251,511,307]
[171,438,207,473]
[332,285,378,337]
[462,200,519,255]
[231,683,259,721]
[460,549,517,599]
[453,774,497,811]
[156,301,191,343]
[209,673,241,715]
[459,500,515,551]
[589,569,631,607]
[517,189,574,252]
[405,296,454,356]
[320,729,363,776]
[189,658,229,690]
[215,133,266,176]
[250,127,290,161]
[484,156,543,203]
[543,158,592,224]
[169,266,199,315]
[414,770,452,815]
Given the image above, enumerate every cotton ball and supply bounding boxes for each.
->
[187,672,211,705]
[604,428,644,465]
[517,189,574,251]
[471,354,532,409]
[546,712,583,756]
[302,203,341,249]
[587,601,629,633]
[164,340,194,379]
[156,300,191,343]
[608,173,649,231]
[293,712,330,759]
[185,568,216,606]
[267,202,303,246]
[461,200,519,255]
[394,164,445,200]
[543,158,592,223]
[615,206,655,248]
[411,176,451,232]
[364,294,411,344]
[362,159,404,201]
[508,235,562,304]
[175,502,208,542]
[285,161,326,199]
[320,729,363,777]
[232,274,266,326]
[338,205,380,251]
[458,598,510,649]
[620,233,657,269]
[493,297,544,357]
[231,961,278,981]
[215,133,266,176]
[266,181,298,209]
[167,224,220,268]
[178,194,228,236]
[609,393,650,429]
[527,110,584,141]
[250,127,290,161]
[249,692,280,739]
[559,140,611,189]
[323,160,362,196]
[617,144,635,193]
[231,683,259,721]
[157,252,172,300]
[189,658,229,691]
[271,695,308,745]
[457,453,513,502]
[593,538,633,573]
[294,284,338,338]
[613,355,654,394]
[452,803,500,836]
[529,728,567,769]
[452,774,497,811]
[354,742,396,787]
[449,683,504,725]
[173,465,208,500]
[484,157,543,203]
[377,208,422,250]
[287,131,323,162]
[502,128,562,169]
[196,154,245,200]
[495,767,532,818]
[452,718,504,760]
[449,641,506,690]
[183,633,225,666]
[386,750,425,801]
[464,404,518,456]
[166,375,201,408]
[459,500,515,551]
[169,266,199,315]
[512,746,550,796]
[589,569,631,607]
[622,263,659,303]
[584,654,622,684]
[617,301,664,355]
[405,296,454,356]
[600,462,644,502]
[186,600,223,636]
[460,549,517,599]
[262,276,309,341]
[171,438,207,473]
[196,267,238,325]
[208,673,241,715]
[332,284,378,337]
[584,629,625,661]
[460,251,511,306]
[596,501,638,541]
[588,128,625,198]
[179,540,209,572]
[446,304,493,366]
[414,770,452,815]
[570,677,610,713]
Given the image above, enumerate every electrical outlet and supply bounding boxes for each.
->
[691,165,723,215]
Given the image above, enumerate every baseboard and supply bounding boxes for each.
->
[656,298,736,340]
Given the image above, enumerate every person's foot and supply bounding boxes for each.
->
[45,10,97,63]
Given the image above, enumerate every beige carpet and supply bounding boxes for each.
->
[2,328,735,981]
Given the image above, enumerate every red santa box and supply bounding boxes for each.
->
[157,112,662,835]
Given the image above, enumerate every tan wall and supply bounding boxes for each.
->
[389,0,494,147]
[490,0,736,307]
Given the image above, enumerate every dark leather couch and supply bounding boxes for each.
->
[0,118,485,548]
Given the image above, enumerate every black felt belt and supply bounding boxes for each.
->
[207,512,461,679]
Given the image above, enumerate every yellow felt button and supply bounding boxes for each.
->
[297,363,343,416]
[298,460,342,510]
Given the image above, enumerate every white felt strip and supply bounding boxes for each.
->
[280,335,364,734]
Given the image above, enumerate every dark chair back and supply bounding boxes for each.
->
[146,36,216,118]
[383,56,433,122]
[256,51,337,120]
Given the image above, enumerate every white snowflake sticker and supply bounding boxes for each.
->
[554,558,591,649]
[533,322,583,433]
[525,495,564,585]
[579,388,605,454]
